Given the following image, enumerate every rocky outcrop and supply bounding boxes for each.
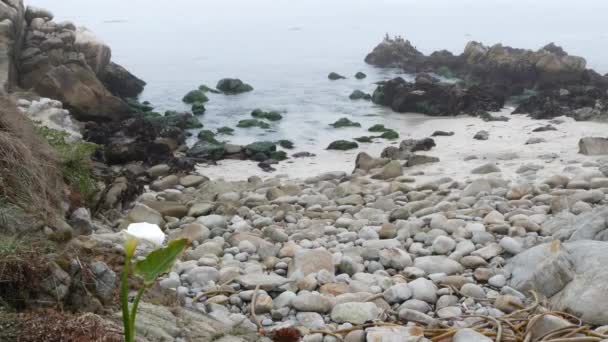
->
[365,35,424,69]
[367,37,590,90]
[0,1,145,121]
[366,36,608,119]
[0,0,25,92]
[512,82,608,120]
[372,76,504,116]
[18,8,133,121]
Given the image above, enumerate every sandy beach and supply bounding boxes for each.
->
[198,107,608,183]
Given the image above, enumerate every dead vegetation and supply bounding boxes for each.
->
[13,309,124,342]
[0,96,64,230]
[0,233,53,310]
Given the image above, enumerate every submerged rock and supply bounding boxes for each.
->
[216,78,253,94]
[182,89,209,104]
[237,119,270,129]
[327,140,358,150]
[251,109,283,121]
[328,72,346,80]
[330,117,361,128]
[349,90,371,100]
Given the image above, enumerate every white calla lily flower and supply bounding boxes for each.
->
[126,222,166,246]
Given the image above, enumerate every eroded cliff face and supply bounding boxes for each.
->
[0,0,25,92]
[0,1,145,121]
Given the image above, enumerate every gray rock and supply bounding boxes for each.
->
[474,130,489,140]
[365,326,428,341]
[291,248,335,276]
[414,256,463,275]
[296,312,325,330]
[355,152,389,171]
[436,295,459,310]
[488,274,507,288]
[188,203,214,217]
[460,283,486,299]
[197,214,227,229]
[453,328,492,342]
[462,179,492,197]
[436,306,462,318]
[330,302,380,324]
[398,308,436,325]
[150,175,179,191]
[185,266,220,286]
[499,237,523,255]
[506,240,608,325]
[90,261,116,302]
[372,160,403,180]
[378,248,413,270]
[408,277,437,303]
[471,243,502,260]
[432,236,456,254]
[527,315,573,341]
[525,137,546,145]
[579,137,608,155]
[383,283,412,303]
[405,154,440,167]
[127,203,165,228]
[180,175,207,187]
[471,163,501,174]
[399,299,431,313]
[147,164,171,178]
[237,273,289,290]
[291,293,333,313]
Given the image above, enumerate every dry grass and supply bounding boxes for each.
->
[14,309,124,342]
[0,233,54,310]
[0,96,64,228]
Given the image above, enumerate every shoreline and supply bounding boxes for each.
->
[197,108,608,183]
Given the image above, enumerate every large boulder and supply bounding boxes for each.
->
[15,8,143,121]
[372,77,504,116]
[579,137,608,155]
[216,78,253,94]
[505,240,608,325]
[101,61,145,98]
[365,35,425,70]
[30,62,131,121]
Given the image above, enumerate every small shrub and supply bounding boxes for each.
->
[35,126,98,203]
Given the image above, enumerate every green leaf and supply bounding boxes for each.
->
[134,239,188,285]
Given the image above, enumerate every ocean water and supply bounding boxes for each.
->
[32,0,608,151]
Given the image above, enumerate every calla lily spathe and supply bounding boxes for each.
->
[126,222,166,246]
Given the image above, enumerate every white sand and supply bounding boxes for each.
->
[197,108,608,184]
